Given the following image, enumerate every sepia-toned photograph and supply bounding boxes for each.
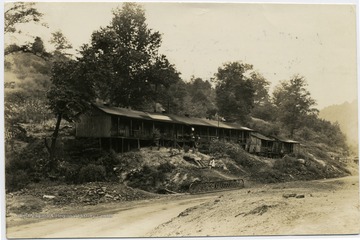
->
[3,1,359,238]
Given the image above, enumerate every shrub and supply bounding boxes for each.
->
[6,170,31,192]
[78,164,106,183]
[209,140,255,168]
[126,162,175,192]
[58,162,81,183]
[273,155,304,173]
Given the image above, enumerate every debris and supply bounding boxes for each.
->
[295,194,305,198]
[282,193,297,198]
[235,204,277,217]
[105,194,114,199]
[43,195,56,199]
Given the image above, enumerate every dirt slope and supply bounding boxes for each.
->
[148,176,360,236]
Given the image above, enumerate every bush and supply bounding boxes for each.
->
[273,155,304,173]
[6,170,31,192]
[78,164,106,183]
[59,162,81,183]
[126,162,175,192]
[209,140,255,168]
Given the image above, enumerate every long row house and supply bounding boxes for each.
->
[76,104,299,157]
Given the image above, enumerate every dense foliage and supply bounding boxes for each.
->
[79,3,180,110]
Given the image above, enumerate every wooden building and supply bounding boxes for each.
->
[76,104,300,156]
[76,104,254,152]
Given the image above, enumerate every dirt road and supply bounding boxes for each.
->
[7,194,215,238]
[7,176,359,238]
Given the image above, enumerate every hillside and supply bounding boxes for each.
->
[319,100,358,153]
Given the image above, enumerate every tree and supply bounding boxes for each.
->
[31,37,45,56]
[79,3,180,110]
[214,62,255,123]
[49,30,73,54]
[249,71,276,121]
[249,71,270,106]
[182,77,217,118]
[46,59,95,169]
[5,2,43,34]
[272,75,318,137]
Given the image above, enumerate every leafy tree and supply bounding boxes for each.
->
[248,71,276,121]
[79,3,180,110]
[5,2,43,34]
[249,71,270,105]
[214,62,255,123]
[273,75,318,137]
[49,30,73,54]
[182,77,217,118]
[46,59,95,169]
[31,37,46,56]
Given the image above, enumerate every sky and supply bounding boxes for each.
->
[4,1,358,109]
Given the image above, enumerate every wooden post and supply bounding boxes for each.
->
[121,137,124,153]
[130,119,133,137]
[182,125,184,147]
[141,121,144,137]
[117,117,120,136]
[137,138,140,149]
[99,138,102,149]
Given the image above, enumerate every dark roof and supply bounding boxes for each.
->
[271,136,300,144]
[93,104,253,132]
[225,122,254,131]
[251,132,275,141]
[167,114,210,127]
[95,104,150,120]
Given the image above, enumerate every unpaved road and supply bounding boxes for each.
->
[7,195,215,238]
[7,176,360,238]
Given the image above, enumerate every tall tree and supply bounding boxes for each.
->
[214,62,255,123]
[249,71,276,121]
[46,59,95,169]
[79,3,180,110]
[272,75,318,137]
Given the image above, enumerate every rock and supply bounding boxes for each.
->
[282,193,297,198]
[105,194,113,199]
[296,194,305,198]
[43,195,56,199]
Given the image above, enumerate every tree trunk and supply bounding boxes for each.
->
[45,113,62,170]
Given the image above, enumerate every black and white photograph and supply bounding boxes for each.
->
[2,1,359,238]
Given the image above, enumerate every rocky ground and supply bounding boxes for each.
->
[149,175,360,237]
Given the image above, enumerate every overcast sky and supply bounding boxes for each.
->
[5,2,358,109]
